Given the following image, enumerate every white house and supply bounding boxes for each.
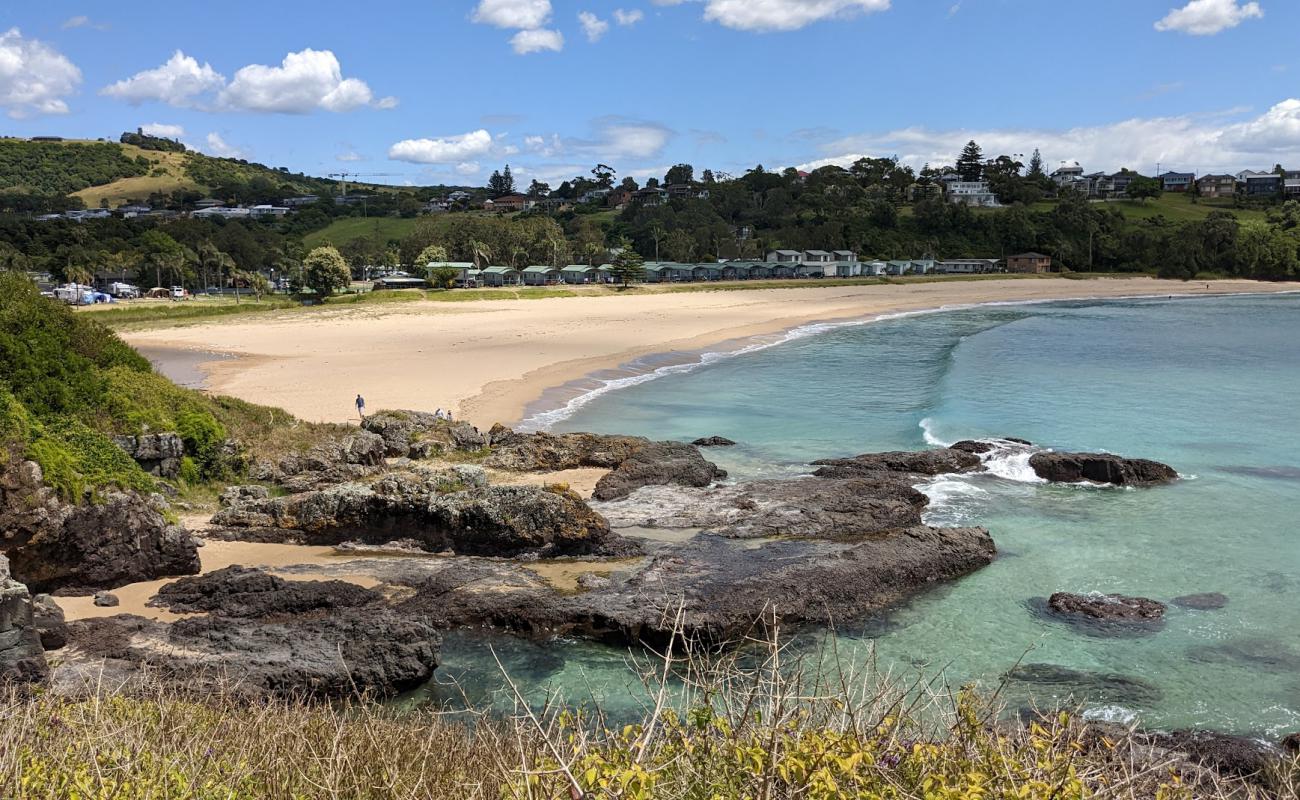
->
[936,258,1000,274]
[250,205,290,218]
[766,250,803,264]
[945,181,1000,207]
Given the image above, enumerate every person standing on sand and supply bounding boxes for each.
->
[355,394,366,421]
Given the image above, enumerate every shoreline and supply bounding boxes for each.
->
[122,278,1297,430]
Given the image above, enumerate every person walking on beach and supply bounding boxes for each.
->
[355,394,366,421]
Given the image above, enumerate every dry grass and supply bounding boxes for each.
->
[4,621,1295,799]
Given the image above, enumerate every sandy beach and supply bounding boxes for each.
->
[122,278,1296,429]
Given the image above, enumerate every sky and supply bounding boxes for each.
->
[1,0,1298,187]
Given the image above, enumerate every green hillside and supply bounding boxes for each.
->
[302,216,421,249]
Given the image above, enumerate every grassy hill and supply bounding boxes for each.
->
[302,216,421,249]
[70,144,197,207]
[1026,193,1272,225]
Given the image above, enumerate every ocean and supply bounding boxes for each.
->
[430,292,1300,737]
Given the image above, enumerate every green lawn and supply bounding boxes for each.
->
[1023,194,1271,225]
[302,217,421,249]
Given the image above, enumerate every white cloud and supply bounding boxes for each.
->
[140,122,184,138]
[613,8,645,25]
[61,15,90,29]
[101,50,224,107]
[375,95,399,110]
[580,117,673,158]
[388,130,495,164]
[0,28,81,117]
[203,132,243,158]
[578,11,610,41]
[219,48,374,113]
[456,162,481,176]
[511,28,564,54]
[336,149,362,162]
[1155,0,1263,35]
[473,0,553,28]
[703,0,890,31]
[796,99,1300,175]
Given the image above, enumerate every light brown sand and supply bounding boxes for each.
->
[56,539,380,622]
[121,278,1294,429]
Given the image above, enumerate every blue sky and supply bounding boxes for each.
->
[2,0,1297,186]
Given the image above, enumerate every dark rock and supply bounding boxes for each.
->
[485,430,650,472]
[1,459,200,594]
[60,608,439,700]
[1143,730,1276,780]
[592,442,727,501]
[1171,592,1228,610]
[592,477,928,539]
[93,592,119,607]
[1048,592,1166,622]
[810,447,982,479]
[218,484,270,508]
[112,433,185,478]
[213,472,634,558]
[1004,663,1163,705]
[0,554,47,683]
[30,593,67,651]
[1283,732,1299,754]
[692,436,736,447]
[255,432,389,492]
[362,410,486,458]
[150,566,382,617]
[1029,452,1178,486]
[1186,637,1300,673]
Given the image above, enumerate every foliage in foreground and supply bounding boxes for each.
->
[3,637,1295,799]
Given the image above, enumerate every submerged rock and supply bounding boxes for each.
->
[692,436,736,447]
[0,554,47,683]
[1171,592,1229,610]
[1186,637,1300,673]
[1,459,199,594]
[150,566,382,617]
[592,441,727,501]
[810,447,982,479]
[1004,663,1163,705]
[1048,592,1167,622]
[1028,452,1178,486]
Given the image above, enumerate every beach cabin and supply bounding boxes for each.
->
[802,250,834,266]
[765,250,803,265]
[862,260,888,277]
[747,262,774,279]
[561,264,598,284]
[935,258,1000,274]
[721,261,757,281]
[692,263,723,281]
[372,276,429,291]
[886,260,912,276]
[643,263,693,283]
[911,259,936,275]
[521,265,561,286]
[464,269,483,287]
[479,266,522,287]
[792,263,824,278]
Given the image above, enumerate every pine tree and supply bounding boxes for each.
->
[956,140,984,181]
[1028,149,1045,178]
[609,246,645,287]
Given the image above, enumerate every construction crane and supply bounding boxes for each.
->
[327,172,401,197]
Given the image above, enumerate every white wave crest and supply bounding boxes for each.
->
[919,417,952,447]
[1082,704,1139,725]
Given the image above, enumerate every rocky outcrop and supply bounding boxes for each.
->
[1048,592,1167,622]
[1028,452,1178,486]
[810,447,982,479]
[248,432,387,493]
[592,442,727,501]
[150,566,382,617]
[1142,730,1279,780]
[1,459,200,594]
[362,410,487,458]
[30,593,67,651]
[0,555,47,683]
[1171,592,1228,610]
[592,477,929,539]
[62,604,439,700]
[212,470,634,558]
[218,484,270,508]
[484,429,650,472]
[692,436,735,447]
[112,433,185,479]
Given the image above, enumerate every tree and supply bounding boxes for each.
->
[955,140,984,181]
[664,163,695,185]
[487,165,516,198]
[469,239,494,268]
[664,229,695,262]
[648,222,666,261]
[139,230,187,289]
[591,163,616,189]
[426,266,460,289]
[583,242,605,266]
[526,179,551,198]
[416,244,449,267]
[1027,149,1045,179]
[1126,176,1163,203]
[243,270,270,301]
[609,245,645,287]
[302,246,351,298]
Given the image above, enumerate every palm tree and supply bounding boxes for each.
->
[510,246,529,268]
[470,240,494,269]
[583,242,604,267]
[196,242,225,294]
[648,223,666,262]
[65,265,94,303]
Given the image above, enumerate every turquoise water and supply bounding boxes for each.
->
[435,294,1300,736]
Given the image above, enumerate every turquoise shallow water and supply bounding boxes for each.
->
[432,293,1300,736]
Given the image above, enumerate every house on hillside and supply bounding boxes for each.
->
[250,205,289,218]
[1160,172,1196,193]
[1242,172,1282,197]
[802,250,834,265]
[1006,252,1052,274]
[283,196,320,208]
[1197,174,1237,198]
[945,181,999,207]
[1285,178,1300,198]
[493,195,531,212]
[194,198,224,209]
[633,187,668,207]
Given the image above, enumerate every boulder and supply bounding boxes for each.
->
[1283,732,1299,754]
[1,459,200,594]
[218,484,270,508]
[1028,452,1178,486]
[0,555,47,683]
[592,442,727,501]
[362,410,487,458]
[810,447,982,479]
[1047,592,1167,622]
[1143,730,1278,780]
[213,472,633,558]
[149,566,382,617]
[692,436,736,447]
[93,592,120,608]
[592,477,928,539]
[112,433,185,478]
[252,432,388,492]
[1171,592,1228,610]
[484,430,651,472]
[30,594,67,651]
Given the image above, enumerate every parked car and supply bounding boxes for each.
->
[169,286,189,300]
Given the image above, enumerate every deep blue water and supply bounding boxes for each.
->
[433,293,1300,736]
